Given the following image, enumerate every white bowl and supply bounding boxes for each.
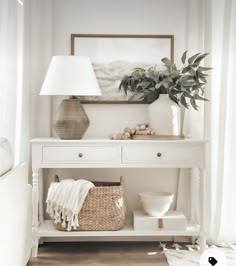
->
[139,191,174,217]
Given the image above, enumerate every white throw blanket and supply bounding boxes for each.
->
[46,179,94,231]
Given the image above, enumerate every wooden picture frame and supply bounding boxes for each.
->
[71,34,174,104]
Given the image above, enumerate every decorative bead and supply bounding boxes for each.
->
[124,132,131,138]
[140,124,146,130]
[124,127,131,133]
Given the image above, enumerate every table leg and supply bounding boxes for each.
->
[199,168,206,253]
[32,169,39,257]
[39,169,44,224]
[39,169,44,245]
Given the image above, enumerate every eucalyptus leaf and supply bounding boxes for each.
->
[192,84,202,90]
[182,75,194,82]
[181,50,188,64]
[169,93,179,105]
[197,71,208,77]
[138,81,152,88]
[189,67,196,76]
[155,83,162,89]
[198,66,213,71]
[194,94,208,101]
[192,53,209,66]
[161,57,171,66]
[170,89,182,95]
[163,82,169,89]
[180,95,189,108]
[188,53,200,64]
[183,92,194,99]
[182,65,192,74]
[143,90,160,103]
[170,70,180,79]
[190,98,199,110]
[162,70,170,76]
[128,92,143,102]
[199,76,207,83]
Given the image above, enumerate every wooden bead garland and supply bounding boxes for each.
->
[111,123,157,140]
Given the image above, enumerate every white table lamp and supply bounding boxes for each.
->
[40,55,101,139]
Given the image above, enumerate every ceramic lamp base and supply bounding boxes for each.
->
[54,97,89,139]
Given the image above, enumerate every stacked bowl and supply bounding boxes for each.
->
[139,191,174,217]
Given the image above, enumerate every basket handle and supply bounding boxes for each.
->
[55,174,123,184]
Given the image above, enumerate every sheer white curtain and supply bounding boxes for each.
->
[205,0,236,245]
[0,0,52,165]
[177,0,236,246]
[176,0,205,238]
[0,0,24,163]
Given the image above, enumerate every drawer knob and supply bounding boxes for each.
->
[157,152,162,157]
[78,153,83,158]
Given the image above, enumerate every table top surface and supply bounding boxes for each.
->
[31,138,208,144]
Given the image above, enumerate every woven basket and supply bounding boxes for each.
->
[53,176,126,231]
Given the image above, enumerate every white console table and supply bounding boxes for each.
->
[31,138,206,257]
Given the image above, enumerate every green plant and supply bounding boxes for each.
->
[119,51,211,110]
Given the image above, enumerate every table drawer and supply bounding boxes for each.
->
[42,146,121,164]
[122,145,204,165]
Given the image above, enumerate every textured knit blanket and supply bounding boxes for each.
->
[46,179,94,231]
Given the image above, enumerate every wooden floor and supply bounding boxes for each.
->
[28,242,168,266]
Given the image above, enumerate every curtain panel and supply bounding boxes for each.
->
[205,0,236,246]
[0,0,53,165]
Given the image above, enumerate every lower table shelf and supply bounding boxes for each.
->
[39,220,200,238]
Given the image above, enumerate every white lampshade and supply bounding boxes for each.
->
[40,55,101,96]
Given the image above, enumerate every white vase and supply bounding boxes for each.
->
[148,94,181,135]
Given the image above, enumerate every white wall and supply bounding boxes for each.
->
[43,0,190,223]
[51,0,188,138]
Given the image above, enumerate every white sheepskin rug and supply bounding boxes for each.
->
[164,245,236,266]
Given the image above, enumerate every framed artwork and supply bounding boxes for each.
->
[71,34,174,104]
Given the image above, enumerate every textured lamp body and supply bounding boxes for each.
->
[54,98,90,139]
[40,56,101,139]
